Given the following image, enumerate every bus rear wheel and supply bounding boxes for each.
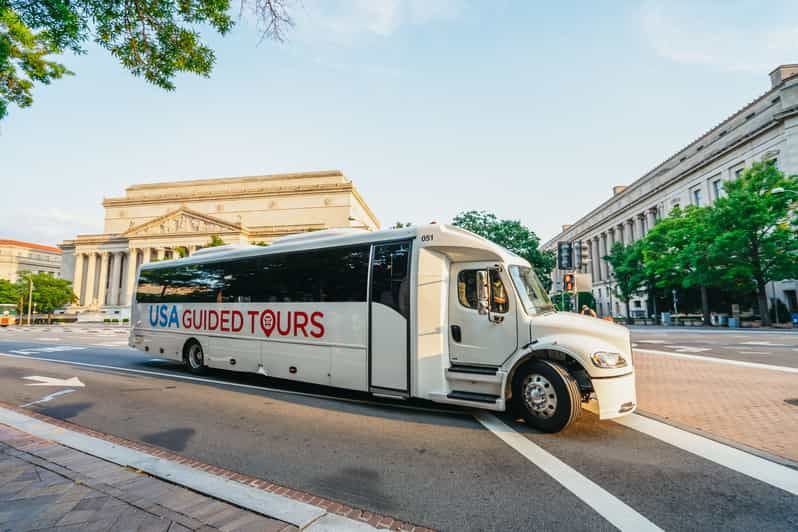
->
[184,340,207,375]
[512,360,581,433]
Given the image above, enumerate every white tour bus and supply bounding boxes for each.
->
[129,224,636,432]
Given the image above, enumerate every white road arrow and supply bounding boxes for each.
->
[24,376,85,387]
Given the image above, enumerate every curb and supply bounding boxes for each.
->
[0,401,434,531]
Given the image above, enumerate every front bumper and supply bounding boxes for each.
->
[584,371,636,420]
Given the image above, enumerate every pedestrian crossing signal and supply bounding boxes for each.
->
[563,273,575,291]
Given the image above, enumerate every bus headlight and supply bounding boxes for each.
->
[591,351,627,369]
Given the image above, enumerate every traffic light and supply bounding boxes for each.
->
[563,273,575,291]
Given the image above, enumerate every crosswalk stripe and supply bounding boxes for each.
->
[474,412,662,532]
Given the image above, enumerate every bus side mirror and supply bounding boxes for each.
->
[476,270,490,315]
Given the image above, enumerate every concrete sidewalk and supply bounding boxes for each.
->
[0,423,296,532]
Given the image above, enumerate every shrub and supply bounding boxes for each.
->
[122,318,129,323]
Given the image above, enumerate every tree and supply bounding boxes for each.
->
[641,205,720,324]
[15,272,76,323]
[391,222,412,229]
[604,241,646,323]
[0,0,293,119]
[207,235,225,247]
[710,161,798,326]
[452,210,555,290]
[0,278,19,304]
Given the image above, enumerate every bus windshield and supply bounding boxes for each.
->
[509,265,554,315]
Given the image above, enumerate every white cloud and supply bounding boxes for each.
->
[0,208,100,246]
[639,1,798,73]
[295,0,462,42]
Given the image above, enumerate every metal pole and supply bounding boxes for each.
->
[27,277,33,325]
[771,281,780,324]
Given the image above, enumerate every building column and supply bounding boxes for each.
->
[156,248,166,261]
[636,214,646,238]
[96,252,110,308]
[142,248,152,264]
[83,253,97,308]
[599,233,608,281]
[616,223,625,246]
[592,236,601,281]
[125,249,139,306]
[627,219,636,243]
[647,208,657,230]
[188,245,197,256]
[606,229,615,276]
[72,253,85,306]
[108,252,122,306]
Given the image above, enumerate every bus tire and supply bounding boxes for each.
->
[512,360,581,433]
[184,340,207,375]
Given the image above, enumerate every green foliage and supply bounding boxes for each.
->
[252,241,270,246]
[15,271,76,315]
[0,278,19,304]
[710,162,798,325]
[452,210,555,290]
[0,0,293,119]
[391,222,412,229]
[207,235,225,247]
[603,240,647,322]
[175,246,189,258]
[0,6,72,119]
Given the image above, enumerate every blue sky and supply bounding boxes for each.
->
[2,0,797,246]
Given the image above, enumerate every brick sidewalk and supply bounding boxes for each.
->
[634,350,798,463]
[0,424,296,532]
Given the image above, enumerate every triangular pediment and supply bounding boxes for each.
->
[122,208,245,237]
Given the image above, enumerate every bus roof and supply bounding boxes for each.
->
[140,224,528,270]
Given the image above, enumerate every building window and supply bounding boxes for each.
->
[733,166,744,179]
[712,179,723,200]
[692,188,703,207]
[767,158,779,169]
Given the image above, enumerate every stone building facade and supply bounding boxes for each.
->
[0,240,62,282]
[59,170,380,317]
[542,65,798,318]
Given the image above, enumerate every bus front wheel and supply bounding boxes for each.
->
[184,340,207,375]
[512,360,581,433]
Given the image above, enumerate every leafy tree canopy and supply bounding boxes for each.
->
[0,0,293,119]
[15,271,76,314]
[207,235,225,247]
[604,240,646,314]
[0,278,19,304]
[709,161,798,325]
[452,210,555,290]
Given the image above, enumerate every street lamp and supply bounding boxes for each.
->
[771,187,798,196]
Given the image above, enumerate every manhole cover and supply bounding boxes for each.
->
[785,398,798,407]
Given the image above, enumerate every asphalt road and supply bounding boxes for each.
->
[630,326,798,368]
[0,325,797,531]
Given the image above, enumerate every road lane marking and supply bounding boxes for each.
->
[20,389,76,408]
[616,414,798,497]
[740,341,787,347]
[474,412,662,532]
[10,346,87,355]
[0,352,465,415]
[24,376,85,387]
[0,407,336,529]
[666,345,711,353]
[635,348,798,374]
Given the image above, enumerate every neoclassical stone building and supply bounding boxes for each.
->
[543,64,798,318]
[60,170,380,316]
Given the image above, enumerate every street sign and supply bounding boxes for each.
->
[574,273,592,292]
[557,241,573,270]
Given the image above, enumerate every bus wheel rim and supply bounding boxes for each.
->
[522,373,557,419]
[189,345,202,368]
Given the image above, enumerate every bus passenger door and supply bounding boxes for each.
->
[448,264,517,366]
[369,241,412,395]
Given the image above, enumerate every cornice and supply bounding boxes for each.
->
[103,182,355,207]
[121,206,244,237]
[124,170,344,192]
[350,185,381,227]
